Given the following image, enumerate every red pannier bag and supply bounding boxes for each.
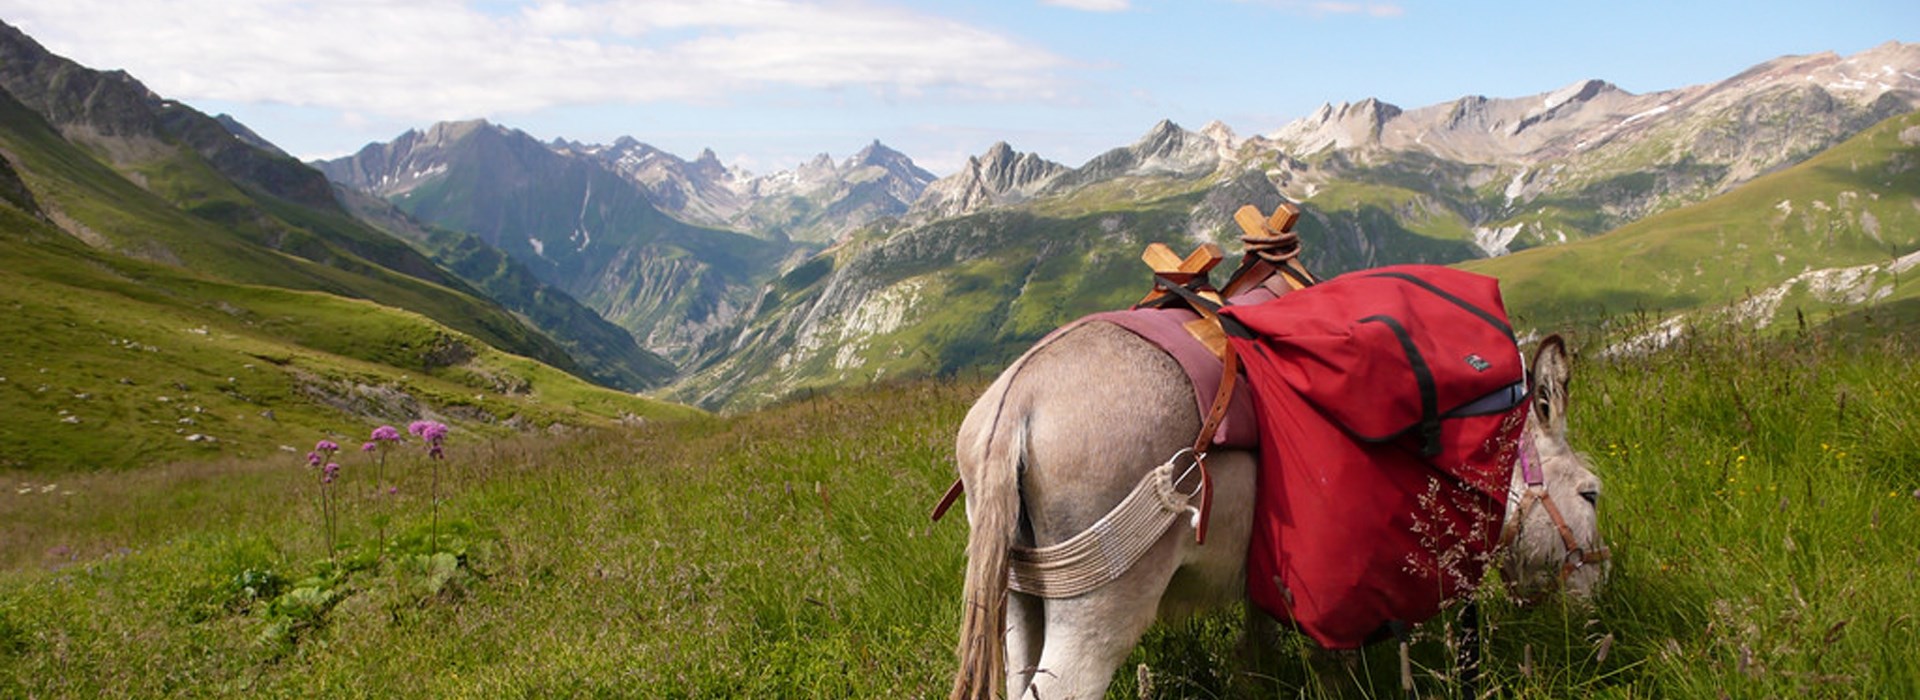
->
[1218,264,1529,649]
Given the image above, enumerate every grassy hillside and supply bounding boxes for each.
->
[1,325,1915,696]
[375,123,796,363]
[336,185,678,392]
[672,166,1500,410]
[0,88,588,379]
[0,204,696,471]
[1469,110,1920,335]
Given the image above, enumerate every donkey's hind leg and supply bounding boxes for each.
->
[1020,531,1185,700]
[1005,590,1045,699]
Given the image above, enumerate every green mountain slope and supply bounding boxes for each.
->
[0,203,698,471]
[323,121,798,363]
[0,22,604,381]
[0,24,701,470]
[1468,109,1920,338]
[337,186,678,391]
[667,163,1487,409]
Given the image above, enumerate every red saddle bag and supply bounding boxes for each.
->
[1219,264,1529,649]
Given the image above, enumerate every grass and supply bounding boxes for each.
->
[0,206,694,472]
[0,381,971,697]
[0,89,583,375]
[2,322,1917,697]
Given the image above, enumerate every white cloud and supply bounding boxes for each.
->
[0,0,1070,122]
[1237,0,1404,17]
[1041,0,1131,11]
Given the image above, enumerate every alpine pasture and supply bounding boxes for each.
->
[2,322,1919,698]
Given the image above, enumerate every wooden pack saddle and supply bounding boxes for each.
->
[931,203,1320,544]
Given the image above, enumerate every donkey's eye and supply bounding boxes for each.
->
[1578,489,1599,506]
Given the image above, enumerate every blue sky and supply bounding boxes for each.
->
[2,0,1915,175]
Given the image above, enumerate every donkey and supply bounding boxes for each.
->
[948,325,1607,700]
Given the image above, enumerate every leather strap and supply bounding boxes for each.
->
[1539,486,1611,579]
[931,477,964,522]
[1500,443,1611,582]
[1219,257,1275,299]
[1187,336,1236,545]
[1148,273,1245,545]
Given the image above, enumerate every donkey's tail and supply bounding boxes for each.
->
[949,410,1026,700]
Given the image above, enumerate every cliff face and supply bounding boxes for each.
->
[910,141,1068,221]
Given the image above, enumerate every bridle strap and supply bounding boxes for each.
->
[1502,441,1611,583]
[1518,435,1546,487]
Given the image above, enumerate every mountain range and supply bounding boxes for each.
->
[313,40,1918,408]
[4,14,1917,447]
[0,21,691,470]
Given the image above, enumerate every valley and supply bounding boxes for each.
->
[1,13,1918,699]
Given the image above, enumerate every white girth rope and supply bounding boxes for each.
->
[1007,451,1201,598]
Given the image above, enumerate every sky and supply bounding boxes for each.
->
[2,0,1916,176]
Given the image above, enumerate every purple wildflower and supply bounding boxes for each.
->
[322,462,340,484]
[315,439,339,453]
[361,441,377,452]
[409,420,449,458]
[408,420,448,443]
[307,451,322,467]
[370,425,403,443]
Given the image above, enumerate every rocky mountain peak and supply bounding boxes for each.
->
[842,139,935,192]
[421,119,494,148]
[1541,79,1619,111]
[1268,97,1403,154]
[687,147,729,181]
[909,140,1065,220]
[1503,78,1627,137]
[1128,119,1220,173]
[847,139,898,166]
[214,114,288,157]
[1200,120,1238,147]
[982,141,1017,164]
[0,21,162,144]
[1199,120,1245,160]
[1132,119,1190,159]
[0,19,341,210]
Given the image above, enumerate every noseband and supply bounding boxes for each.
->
[1500,442,1610,584]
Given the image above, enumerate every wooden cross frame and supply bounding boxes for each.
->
[1130,202,1313,359]
[1221,203,1305,298]
[1234,202,1301,247]
[1135,241,1225,308]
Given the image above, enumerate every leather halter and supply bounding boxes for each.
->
[1499,441,1610,583]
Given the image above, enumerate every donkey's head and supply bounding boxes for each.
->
[1502,335,1610,602]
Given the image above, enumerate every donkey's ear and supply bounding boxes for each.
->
[1532,334,1571,392]
[1530,334,1572,426]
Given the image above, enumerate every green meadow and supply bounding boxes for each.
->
[3,320,1917,698]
